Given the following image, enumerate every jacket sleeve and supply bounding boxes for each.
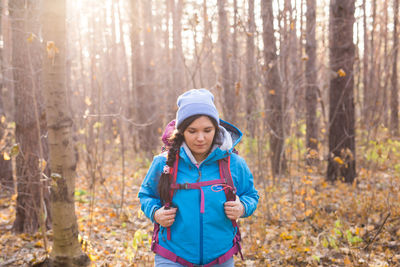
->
[138,155,166,223]
[232,155,259,218]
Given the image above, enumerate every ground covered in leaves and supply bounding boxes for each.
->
[1,144,400,266]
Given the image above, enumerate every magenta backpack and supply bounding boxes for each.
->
[152,120,243,266]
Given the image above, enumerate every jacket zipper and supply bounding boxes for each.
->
[197,166,203,264]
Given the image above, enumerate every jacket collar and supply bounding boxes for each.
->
[179,120,242,166]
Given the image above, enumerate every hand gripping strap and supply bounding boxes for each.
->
[219,156,236,201]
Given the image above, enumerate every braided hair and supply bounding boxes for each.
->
[158,115,220,204]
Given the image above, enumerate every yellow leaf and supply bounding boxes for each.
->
[1,115,5,124]
[10,144,20,157]
[269,90,275,95]
[138,209,144,219]
[147,26,152,33]
[39,159,47,172]
[280,232,293,240]
[34,240,43,247]
[27,33,36,43]
[334,156,344,165]
[337,68,346,77]
[85,97,92,106]
[3,152,10,161]
[46,41,60,59]
[88,254,98,261]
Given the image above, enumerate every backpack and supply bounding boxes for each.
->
[151,120,243,266]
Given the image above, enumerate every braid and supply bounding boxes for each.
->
[158,131,184,203]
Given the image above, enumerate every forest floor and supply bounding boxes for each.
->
[1,149,400,267]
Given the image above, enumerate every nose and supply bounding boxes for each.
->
[197,132,205,141]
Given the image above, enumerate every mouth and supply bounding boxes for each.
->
[195,144,206,148]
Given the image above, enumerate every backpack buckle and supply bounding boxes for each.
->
[179,183,189,189]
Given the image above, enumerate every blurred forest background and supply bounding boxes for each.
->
[0,0,399,266]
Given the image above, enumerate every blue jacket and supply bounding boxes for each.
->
[138,120,259,265]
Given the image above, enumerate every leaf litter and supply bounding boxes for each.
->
[0,152,400,266]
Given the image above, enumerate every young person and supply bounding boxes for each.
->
[138,89,259,266]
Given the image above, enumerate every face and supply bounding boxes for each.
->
[183,116,216,162]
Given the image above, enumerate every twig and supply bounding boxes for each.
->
[364,212,391,250]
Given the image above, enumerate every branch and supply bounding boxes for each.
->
[364,212,391,250]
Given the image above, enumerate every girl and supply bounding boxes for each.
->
[139,89,259,266]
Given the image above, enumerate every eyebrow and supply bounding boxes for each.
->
[187,126,214,130]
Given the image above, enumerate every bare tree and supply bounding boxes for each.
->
[327,0,356,183]
[41,0,89,265]
[261,0,286,176]
[305,0,319,163]
[362,0,370,124]
[246,0,257,137]
[172,0,184,97]
[0,2,13,195]
[218,0,234,123]
[137,0,160,154]
[391,0,399,135]
[0,94,13,194]
[129,0,143,151]
[10,0,50,233]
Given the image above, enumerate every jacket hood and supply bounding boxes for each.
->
[181,119,242,165]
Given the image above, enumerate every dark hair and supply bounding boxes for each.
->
[158,115,220,203]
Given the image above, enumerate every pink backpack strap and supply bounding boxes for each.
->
[219,156,236,201]
[219,155,244,260]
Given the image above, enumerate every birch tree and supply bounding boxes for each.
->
[42,0,89,265]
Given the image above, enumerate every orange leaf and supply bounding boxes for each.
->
[305,209,313,217]
[337,68,346,77]
[343,256,352,265]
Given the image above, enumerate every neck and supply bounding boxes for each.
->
[193,153,207,163]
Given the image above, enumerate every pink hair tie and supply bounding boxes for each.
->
[163,165,170,174]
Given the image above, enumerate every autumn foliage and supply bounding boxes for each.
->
[1,126,400,266]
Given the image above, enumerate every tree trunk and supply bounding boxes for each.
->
[41,0,89,265]
[327,0,356,183]
[246,0,256,137]
[382,0,389,127]
[129,0,142,152]
[231,0,239,125]
[305,0,319,163]
[218,0,234,122]
[200,0,215,88]
[391,0,399,136]
[10,0,50,233]
[0,1,13,195]
[201,0,216,88]
[362,0,370,125]
[261,0,286,176]
[0,95,13,195]
[137,0,159,155]
[172,0,184,97]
